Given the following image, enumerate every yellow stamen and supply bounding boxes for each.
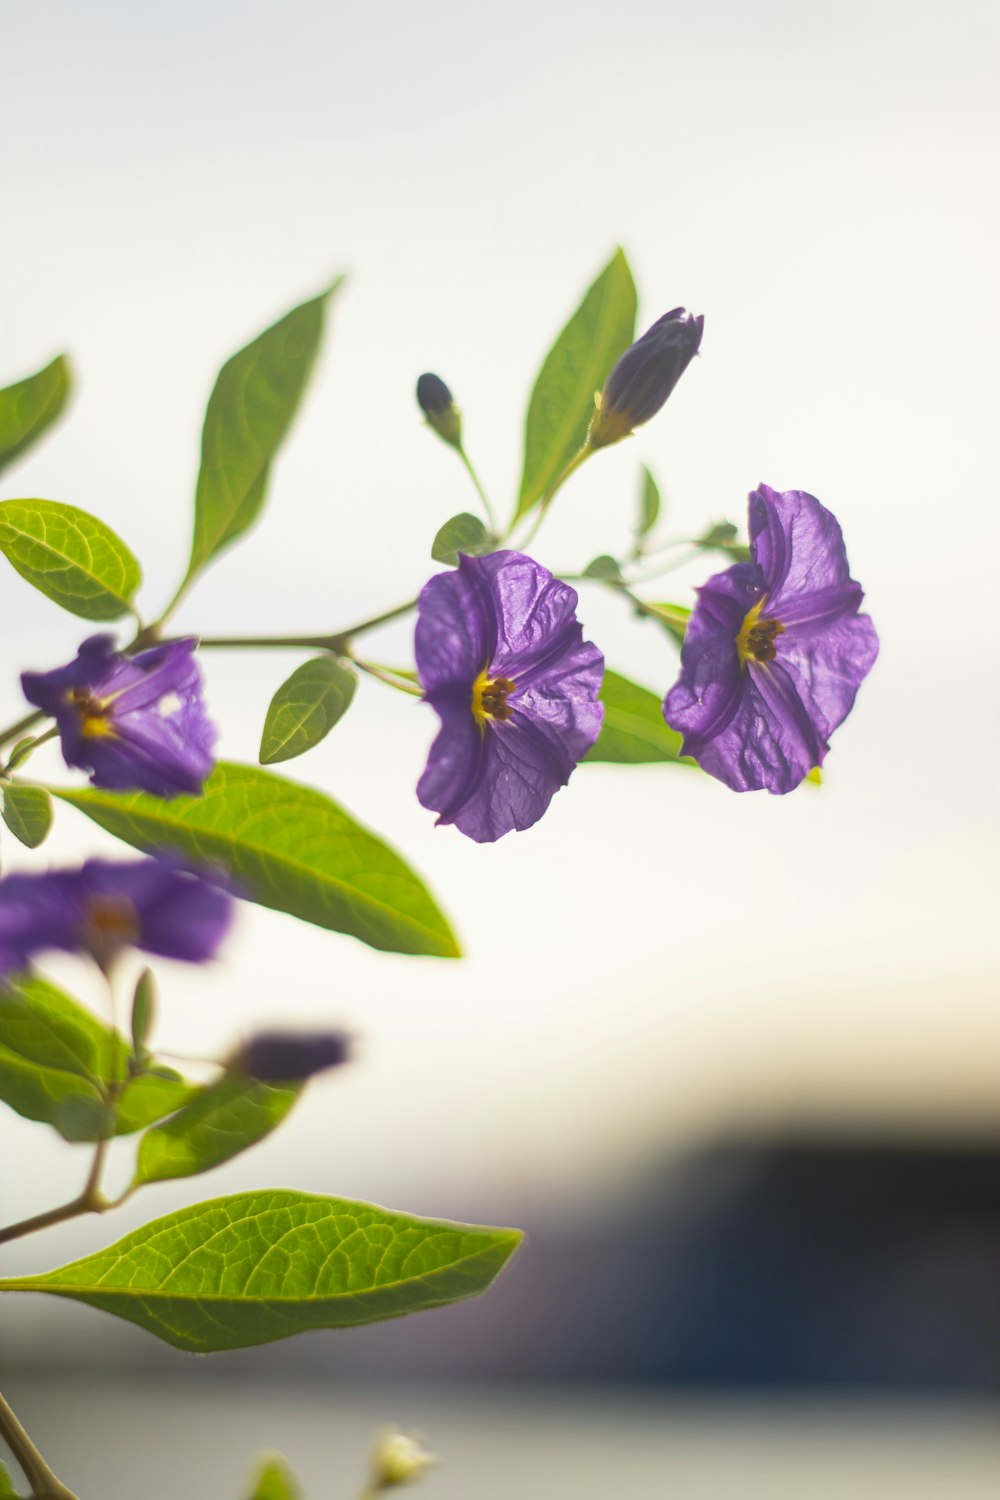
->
[471,669,516,728]
[736,599,785,665]
[67,689,118,739]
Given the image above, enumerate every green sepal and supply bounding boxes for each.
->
[647,601,691,649]
[0,498,141,620]
[515,249,637,520]
[0,1190,523,1352]
[431,512,491,567]
[1,783,53,848]
[585,668,692,765]
[0,354,72,476]
[54,761,461,958]
[130,968,156,1059]
[259,657,358,765]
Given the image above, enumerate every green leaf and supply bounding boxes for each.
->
[695,520,751,563]
[260,657,357,766]
[582,554,622,582]
[187,281,343,583]
[0,499,141,620]
[1,783,53,848]
[515,249,637,519]
[134,1076,301,1188]
[0,1460,18,1498]
[585,668,692,765]
[431,512,491,566]
[648,601,691,649]
[247,1456,302,1500]
[638,465,661,538]
[0,972,190,1142]
[0,354,72,477]
[55,761,460,958]
[0,1190,523,1352]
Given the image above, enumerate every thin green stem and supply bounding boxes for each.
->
[0,1132,111,1248]
[0,1393,79,1500]
[198,596,419,656]
[353,659,423,697]
[509,442,593,549]
[457,448,498,533]
[2,728,58,776]
[0,711,44,754]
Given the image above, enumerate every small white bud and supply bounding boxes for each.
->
[370,1428,436,1490]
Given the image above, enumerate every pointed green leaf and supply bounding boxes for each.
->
[260,657,357,766]
[515,250,637,520]
[0,1460,17,1498]
[582,554,622,582]
[134,1076,301,1187]
[0,499,141,619]
[0,1190,523,1352]
[55,761,460,958]
[1,783,53,848]
[648,601,691,649]
[585,668,693,765]
[638,465,661,538]
[0,354,72,477]
[187,281,342,583]
[0,973,191,1142]
[247,1456,302,1500]
[431,512,490,567]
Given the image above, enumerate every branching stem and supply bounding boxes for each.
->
[0,1393,80,1500]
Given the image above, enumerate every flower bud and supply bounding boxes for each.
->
[232,1029,352,1084]
[369,1429,436,1490]
[588,308,704,449]
[416,372,462,449]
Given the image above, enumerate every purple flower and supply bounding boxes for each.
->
[0,858,233,977]
[21,634,215,798]
[415,551,604,842]
[233,1030,352,1084]
[589,307,704,449]
[663,484,878,793]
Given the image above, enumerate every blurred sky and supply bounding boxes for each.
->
[1,0,998,1273]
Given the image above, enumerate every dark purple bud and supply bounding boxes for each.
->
[234,1029,352,1084]
[416,372,462,448]
[589,308,704,449]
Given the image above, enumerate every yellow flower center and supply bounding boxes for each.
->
[67,688,117,738]
[84,895,139,948]
[471,669,516,728]
[736,599,785,665]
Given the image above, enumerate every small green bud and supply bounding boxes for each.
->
[416,372,462,449]
[130,967,156,1058]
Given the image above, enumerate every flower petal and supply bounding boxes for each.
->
[750,484,857,608]
[663,562,762,752]
[415,563,493,694]
[776,610,879,742]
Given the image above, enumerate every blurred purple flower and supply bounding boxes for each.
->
[415,551,604,842]
[663,484,878,793]
[233,1030,352,1084]
[22,634,215,798]
[0,858,233,977]
[589,307,704,449]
